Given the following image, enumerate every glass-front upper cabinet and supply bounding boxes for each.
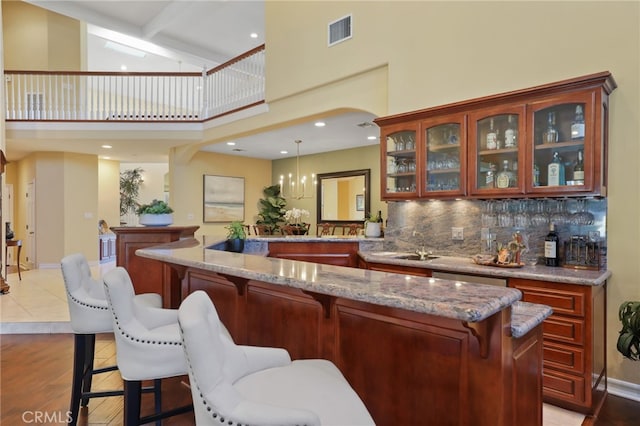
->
[527,92,595,195]
[380,123,419,199]
[422,114,466,197]
[468,105,526,196]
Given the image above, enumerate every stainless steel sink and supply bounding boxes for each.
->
[394,254,439,261]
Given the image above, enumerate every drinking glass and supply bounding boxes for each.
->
[571,199,595,225]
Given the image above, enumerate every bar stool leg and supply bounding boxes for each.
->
[69,334,90,426]
[124,380,142,426]
[81,334,96,406]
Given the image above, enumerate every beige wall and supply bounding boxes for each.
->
[169,150,271,238]
[98,159,120,229]
[2,0,80,70]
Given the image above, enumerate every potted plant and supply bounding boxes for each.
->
[120,167,144,224]
[617,301,640,361]
[225,220,246,252]
[256,184,287,234]
[136,199,174,226]
[283,208,310,235]
[364,211,383,237]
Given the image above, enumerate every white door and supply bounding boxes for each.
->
[26,180,36,270]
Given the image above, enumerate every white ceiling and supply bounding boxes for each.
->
[11,1,380,163]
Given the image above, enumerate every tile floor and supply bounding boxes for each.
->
[0,261,586,425]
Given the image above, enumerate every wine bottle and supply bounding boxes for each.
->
[547,151,565,186]
[496,160,516,188]
[533,164,541,186]
[571,105,585,140]
[504,115,518,148]
[543,112,558,144]
[573,149,585,184]
[486,118,498,150]
[544,223,560,266]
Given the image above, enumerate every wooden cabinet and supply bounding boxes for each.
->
[375,72,616,200]
[468,103,526,196]
[111,226,199,308]
[380,122,419,199]
[99,233,116,263]
[174,264,543,426]
[268,241,359,267]
[509,278,606,415]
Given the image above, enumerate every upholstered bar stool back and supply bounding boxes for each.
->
[178,291,375,426]
[103,267,192,425]
[61,254,161,426]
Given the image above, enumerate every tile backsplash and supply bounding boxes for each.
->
[384,198,606,267]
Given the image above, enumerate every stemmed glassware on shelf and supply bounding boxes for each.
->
[530,200,549,226]
[571,199,595,226]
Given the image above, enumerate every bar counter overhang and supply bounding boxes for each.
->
[137,236,552,425]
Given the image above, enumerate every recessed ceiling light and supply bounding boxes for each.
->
[367,136,377,140]
[314,121,326,127]
[250,33,258,39]
[120,65,127,71]
[101,156,111,160]
[226,141,236,146]
[101,144,112,149]
[280,150,288,155]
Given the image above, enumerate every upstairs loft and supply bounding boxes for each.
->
[4,45,265,125]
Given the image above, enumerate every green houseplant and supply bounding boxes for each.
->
[364,211,383,237]
[617,301,640,361]
[136,199,174,226]
[225,220,247,253]
[256,184,287,234]
[120,167,144,223]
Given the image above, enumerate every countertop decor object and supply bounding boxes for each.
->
[136,199,174,226]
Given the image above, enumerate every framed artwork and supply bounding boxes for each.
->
[203,175,245,222]
[356,194,364,211]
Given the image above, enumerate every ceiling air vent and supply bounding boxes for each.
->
[328,14,352,46]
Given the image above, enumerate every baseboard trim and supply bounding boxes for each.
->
[608,377,640,402]
[0,321,72,334]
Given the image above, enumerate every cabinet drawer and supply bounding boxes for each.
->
[543,341,585,374]
[543,368,586,404]
[542,315,585,345]
[510,279,587,317]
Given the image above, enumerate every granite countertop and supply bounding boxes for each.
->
[511,301,553,338]
[360,251,611,286]
[137,237,522,324]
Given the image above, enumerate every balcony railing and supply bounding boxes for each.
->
[4,45,265,123]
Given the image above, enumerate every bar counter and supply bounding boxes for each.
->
[137,235,552,425]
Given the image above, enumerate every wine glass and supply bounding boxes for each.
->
[571,199,594,225]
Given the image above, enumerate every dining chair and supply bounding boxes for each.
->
[177,290,375,426]
[316,223,335,236]
[343,223,362,236]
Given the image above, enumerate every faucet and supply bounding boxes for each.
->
[412,230,433,260]
[415,246,433,261]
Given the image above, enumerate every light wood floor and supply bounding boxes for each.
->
[0,264,627,425]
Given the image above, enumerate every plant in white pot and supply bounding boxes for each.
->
[136,199,174,226]
[364,211,383,237]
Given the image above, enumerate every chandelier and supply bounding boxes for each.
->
[279,140,316,199]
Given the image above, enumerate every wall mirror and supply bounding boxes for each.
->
[316,169,370,224]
